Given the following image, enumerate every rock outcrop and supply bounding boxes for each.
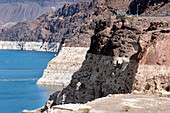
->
[37,47,89,86]
[41,14,170,112]
[36,0,126,86]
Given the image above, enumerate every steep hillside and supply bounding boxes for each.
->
[0,0,88,27]
[0,0,110,48]
[128,0,170,15]
[105,0,132,13]
[0,1,93,43]
[1,0,169,42]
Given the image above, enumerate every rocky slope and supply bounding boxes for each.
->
[0,0,93,43]
[0,0,136,43]
[105,0,132,14]
[1,0,169,42]
[40,13,170,112]
[1,0,169,43]
[0,0,97,52]
[0,0,88,27]
[128,0,170,15]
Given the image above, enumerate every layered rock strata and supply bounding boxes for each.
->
[37,47,89,86]
[0,41,60,52]
[36,0,118,86]
[41,16,170,112]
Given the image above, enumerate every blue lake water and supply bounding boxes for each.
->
[0,50,63,113]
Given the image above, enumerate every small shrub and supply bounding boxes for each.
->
[162,23,168,28]
[136,22,142,25]
[104,15,111,21]
[79,108,91,113]
[159,94,163,97]
[123,16,134,21]
[162,85,165,88]
[167,95,170,98]
[145,83,152,90]
[122,106,131,112]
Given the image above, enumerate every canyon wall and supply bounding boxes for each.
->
[36,0,108,86]
[41,16,170,112]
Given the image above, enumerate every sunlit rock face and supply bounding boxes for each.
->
[36,47,89,86]
[41,6,170,112]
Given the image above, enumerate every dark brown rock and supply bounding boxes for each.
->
[128,0,170,16]
[42,16,170,112]
[0,0,96,44]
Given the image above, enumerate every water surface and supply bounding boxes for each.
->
[0,50,63,113]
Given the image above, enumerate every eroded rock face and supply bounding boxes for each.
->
[0,0,97,43]
[36,47,89,86]
[42,16,170,112]
[36,0,124,88]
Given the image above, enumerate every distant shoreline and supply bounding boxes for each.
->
[0,41,60,52]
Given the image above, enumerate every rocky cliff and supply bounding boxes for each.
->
[36,0,118,85]
[37,47,89,86]
[41,13,170,112]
